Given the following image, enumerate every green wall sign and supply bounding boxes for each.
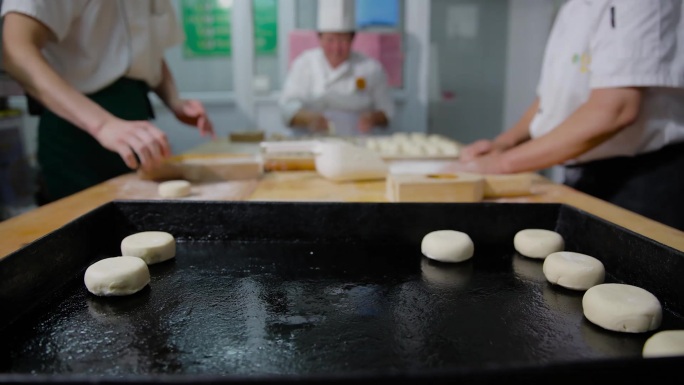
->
[181,0,232,58]
[253,0,278,56]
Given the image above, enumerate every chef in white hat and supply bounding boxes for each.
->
[279,0,395,136]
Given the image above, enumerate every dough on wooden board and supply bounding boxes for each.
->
[642,330,684,358]
[421,230,474,263]
[158,180,191,198]
[121,231,176,265]
[543,251,605,291]
[314,142,388,182]
[514,229,564,259]
[84,256,150,296]
[582,283,662,333]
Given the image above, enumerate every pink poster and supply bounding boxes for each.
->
[288,30,404,87]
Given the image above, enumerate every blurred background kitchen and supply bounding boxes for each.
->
[0,0,564,219]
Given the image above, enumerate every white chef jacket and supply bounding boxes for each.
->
[0,0,184,94]
[530,0,684,164]
[279,48,395,136]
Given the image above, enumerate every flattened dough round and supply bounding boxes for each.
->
[543,251,605,291]
[84,256,150,296]
[582,283,662,333]
[158,180,191,198]
[514,229,564,259]
[643,330,684,358]
[121,231,176,265]
[421,230,474,263]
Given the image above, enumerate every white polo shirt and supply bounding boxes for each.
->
[530,0,684,164]
[0,0,184,94]
[279,48,395,133]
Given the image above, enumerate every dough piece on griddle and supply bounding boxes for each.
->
[121,231,176,265]
[642,330,684,358]
[84,256,150,296]
[543,251,605,291]
[421,230,474,263]
[514,229,564,259]
[582,283,662,333]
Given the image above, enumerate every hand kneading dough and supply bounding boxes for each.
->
[121,231,176,265]
[543,251,605,291]
[84,256,150,296]
[514,229,564,259]
[582,283,662,333]
[642,330,684,358]
[158,180,191,198]
[421,230,474,263]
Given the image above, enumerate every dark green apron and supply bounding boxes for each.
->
[37,78,154,202]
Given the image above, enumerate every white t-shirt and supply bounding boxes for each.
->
[279,47,395,134]
[0,0,184,93]
[530,0,684,164]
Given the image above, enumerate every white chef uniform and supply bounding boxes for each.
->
[279,48,395,136]
[530,0,684,164]
[530,0,684,231]
[278,0,395,136]
[0,0,184,93]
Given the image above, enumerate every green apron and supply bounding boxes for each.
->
[37,78,154,202]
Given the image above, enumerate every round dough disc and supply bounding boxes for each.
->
[158,180,191,198]
[421,230,474,263]
[543,251,605,291]
[84,256,150,296]
[514,229,564,259]
[642,330,684,358]
[582,283,662,333]
[121,231,176,265]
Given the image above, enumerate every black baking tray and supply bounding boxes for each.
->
[0,200,683,384]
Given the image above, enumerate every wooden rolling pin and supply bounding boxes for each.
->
[137,153,264,182]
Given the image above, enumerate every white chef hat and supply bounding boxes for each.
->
[317,0,356,33]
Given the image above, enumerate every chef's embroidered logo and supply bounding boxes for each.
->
[355,77,366,91]
[572,52,591,73]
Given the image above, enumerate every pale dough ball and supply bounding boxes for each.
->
[84,256,150,296]
[365,138,379,151]
[421,143,441,156]
[582,283,662,333]
[121,231,176,265]
[514,229,564,259]
[158,180,191,198]
[543,251,605,291]
[643,330,684,358]
[421,230,474,263]
[401,143,424,156]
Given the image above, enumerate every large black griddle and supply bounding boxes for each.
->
[0,201,682,384]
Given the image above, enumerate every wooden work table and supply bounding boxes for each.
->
[1,144,683,258]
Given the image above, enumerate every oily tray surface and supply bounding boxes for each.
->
[0,201,682,383]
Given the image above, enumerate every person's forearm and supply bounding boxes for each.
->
[152,60,181,109]
[2,16,113,135]
[499,89,641,173]
[290,109,317,128]
[493,98,538,150]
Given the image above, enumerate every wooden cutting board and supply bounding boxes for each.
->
[386,172,536,202]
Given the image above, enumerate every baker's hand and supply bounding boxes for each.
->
[460,138,517,163]
[171,99,216,139]
[358,112,375,133]
[94,117,172,171]
[459,139,498,162]
[307,113,330,133]
[440,152,507,175]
